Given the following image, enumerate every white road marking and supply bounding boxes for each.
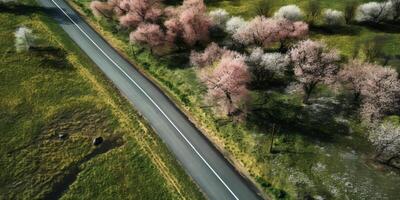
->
[49,0,240,199]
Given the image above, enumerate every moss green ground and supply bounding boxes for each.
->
[70,0,400,199]
[0,1,204,199]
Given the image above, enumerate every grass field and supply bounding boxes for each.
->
[69,0,400,199]
[0,1,204,199]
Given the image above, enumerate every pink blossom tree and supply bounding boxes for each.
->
[289,39,340,103]
[90,1,115,18]
[190,42,225,68]
[233,16,308,50]
[164,0,212,47]
[359,65,400,121]
[233,16,277,47]
[339,60,400,121]
[130,23,165,54]
[339,60,373,102]
[200,53,250,116]
[118,0,163,28]
[90,0,162,27]
[276,20,309,51]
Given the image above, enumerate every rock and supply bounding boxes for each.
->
[58,133,67,140]
[92,137,103,146]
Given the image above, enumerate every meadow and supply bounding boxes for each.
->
[69,0,400,199]
[0,1,204,199]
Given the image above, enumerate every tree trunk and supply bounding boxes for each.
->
[225,92,234,116]
[269,124,275,153]
[303,83,316,104]
[279,40,287,53]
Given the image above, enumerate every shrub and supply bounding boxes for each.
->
[209,8,230,27]
[274,5,304,21]
[225,16,247,35]
[323,9,345,26]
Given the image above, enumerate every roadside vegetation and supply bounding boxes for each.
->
[0,0,204,199]
[69,0,400,199]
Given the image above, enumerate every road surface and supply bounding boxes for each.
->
[36,0,264,199]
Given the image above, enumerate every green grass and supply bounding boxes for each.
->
[0,1,204,199]
[69,0,400,199]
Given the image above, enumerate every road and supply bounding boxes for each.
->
[36,0,263,199]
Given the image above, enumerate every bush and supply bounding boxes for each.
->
[323,9,345,26]
[225,16,247,35]
[274,5,303,21]
[209,8,230,28]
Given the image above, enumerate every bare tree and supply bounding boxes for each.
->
[252,0,274,17]
[344,1,358,24]
[306,0,321,25]
[363,35,389,63]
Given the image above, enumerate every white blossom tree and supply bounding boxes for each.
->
[356,1,392,23]
[323,9,345,26]
[209,8,230,28]
[369,121,400,166]
[225,16,247,35]
[247,47,289,84]
[274,5,304,21]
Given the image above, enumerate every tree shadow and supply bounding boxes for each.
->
[160,51,191,69]
[0,3,48,15]
[31,46,73,69]
[0,3,80,26]
[246,93,351,143]
[310,25,361,36]
[356,21,400,33]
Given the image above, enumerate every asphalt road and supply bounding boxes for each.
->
[36,0,264,199]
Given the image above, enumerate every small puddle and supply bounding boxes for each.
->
[43,138,124,200]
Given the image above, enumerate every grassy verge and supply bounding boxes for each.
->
[0,1,204,199]
[68,0,400,199]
